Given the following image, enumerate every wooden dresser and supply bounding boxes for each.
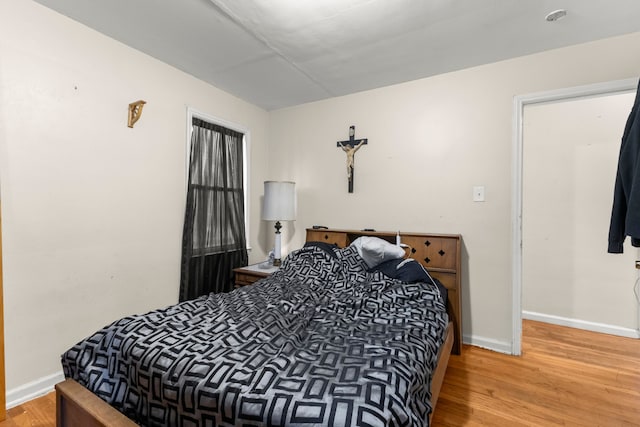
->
[306,228,463,354]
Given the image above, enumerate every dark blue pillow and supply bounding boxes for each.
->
[372,258,448,305]
[373,258,432,283]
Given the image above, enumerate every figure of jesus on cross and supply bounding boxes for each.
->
[337,125,368,193]
[339,140,365,179]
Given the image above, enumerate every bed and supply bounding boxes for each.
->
[56,229,462,426]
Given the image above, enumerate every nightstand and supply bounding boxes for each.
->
[233,263,279,287]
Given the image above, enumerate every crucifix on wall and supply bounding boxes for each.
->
[337,125,368,193]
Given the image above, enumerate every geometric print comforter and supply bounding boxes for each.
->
[61,243,448,427]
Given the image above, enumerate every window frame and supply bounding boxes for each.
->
[185,107,251,251]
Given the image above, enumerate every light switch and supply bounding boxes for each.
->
[473,186,485,202]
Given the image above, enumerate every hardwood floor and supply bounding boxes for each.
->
[2,320,639,426]
[1,390,55,426]
[432,320,640,426]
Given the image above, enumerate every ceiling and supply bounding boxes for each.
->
[33,0,640,111]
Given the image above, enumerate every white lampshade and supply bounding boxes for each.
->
[262,181,296,221]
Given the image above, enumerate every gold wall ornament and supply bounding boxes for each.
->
[127,100,146,128]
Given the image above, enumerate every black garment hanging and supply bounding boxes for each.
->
[608,79,640,253]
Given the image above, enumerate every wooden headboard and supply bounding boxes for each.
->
[306,228,462,355]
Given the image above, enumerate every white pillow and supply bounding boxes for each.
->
[351,236,406,268]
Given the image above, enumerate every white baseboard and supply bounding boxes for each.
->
[522,311,640,339]
[6,371,65,409]
[463,334,513,355]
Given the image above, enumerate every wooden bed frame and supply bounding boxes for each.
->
[55,228,462,426]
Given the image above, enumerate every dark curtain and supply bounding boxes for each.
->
[179,118,248,301]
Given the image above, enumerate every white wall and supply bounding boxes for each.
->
[268,31,640,351]
[522,93,638,332]
[3,0,640,401]
[0,0,270,395]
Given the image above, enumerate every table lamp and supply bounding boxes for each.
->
[262,181,296,266]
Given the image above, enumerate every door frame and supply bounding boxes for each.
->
[0,205,5,420]
[511,77,638,355]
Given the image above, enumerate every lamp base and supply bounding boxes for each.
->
[273,221,282,267]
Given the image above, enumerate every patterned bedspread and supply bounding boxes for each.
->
[62,244,448,426]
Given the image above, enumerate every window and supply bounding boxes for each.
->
[189,118,245,255]
[180,110,249,300]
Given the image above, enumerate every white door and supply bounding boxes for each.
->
[522,91,639,336]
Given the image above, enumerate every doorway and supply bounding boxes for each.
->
[511,78,639,355]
